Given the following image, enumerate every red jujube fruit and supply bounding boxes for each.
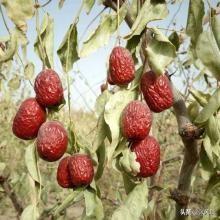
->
[57,156,72,188]
[121,100,152,141]
[109,47,135,85]
[34,69,64,107]
[36,121,68,162]
[131,136,160,177]
[68,154,94,187]
[12,98,46,140]
[140,71,173,113]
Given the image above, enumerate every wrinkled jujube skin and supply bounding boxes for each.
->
[131,136,160,177]
[140,71,173,113]
[57,156,72,188]
[109,46,135,85]
[121,100,152,141]
[68,154,94,187]
[37,121,68,162]
[12,98,46,140]
[34,69,64,107]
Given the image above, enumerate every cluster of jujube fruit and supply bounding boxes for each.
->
[108,46,174,177]
[12,69,94,188]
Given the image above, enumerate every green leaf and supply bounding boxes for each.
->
[125,0,168,39]
[83,188,104,220]
[93,113,108,152]
[1,0,34,32]
[122,172,137,194]
[80,3,127,57]
[195,31,220,80]
[8,74,21,90]
[0,30,17,63]
[202,196,220,220]
[205,174,220,194]
[200,144,214,181]
[112,206,133,220]
[20,204,39,220]
[0,162,6,177]
[126,35,141,62]
[186,0,204,46]
[126,34,141,53]
[93,91,112,152]
[203,135,214,164]
[24,62,34,80]
[195,88,220,125]
[112,181,148,220]
[207,116,220,145]
[53,188,84,216]
[95,90,112,117]
[67,122,76,154]
[25,143,40,184]
[168,31,180,51]
[143,199,156,219]
[104,90,137,161]
[83,0,95,14]
[189,88,210,107]
[210,9,220,50]
[119,148,140,176]
[187,101,200,122]
[95,143,106,180]
[34,13,54,68]
[113,138,128,158]
[15,27,28,47]
[129,0,138,21]
[130,67,143,90]
[146,27,176,75]
[57,24,79,73]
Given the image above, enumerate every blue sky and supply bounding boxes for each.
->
[0,0,218,110]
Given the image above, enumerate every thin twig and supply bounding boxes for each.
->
[35,0,47,68]
[166,0,184,35]
[41,0,52,7]
[0,176,23,217]
[0,5,10,34]
[73,84,94,113]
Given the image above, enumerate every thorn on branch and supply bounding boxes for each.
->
[179,123,204,140]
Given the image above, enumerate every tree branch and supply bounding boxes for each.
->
[0,176,23,217]
[171,84,200,220]
[103,0,134,28]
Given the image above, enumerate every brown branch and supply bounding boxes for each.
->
[101,196,119,206]
[171,85,200,220]
[41,0,52,7]
[0,176,23,217]
[103,0,134,28]
[162,155,182,165]
[169,188,206,207]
